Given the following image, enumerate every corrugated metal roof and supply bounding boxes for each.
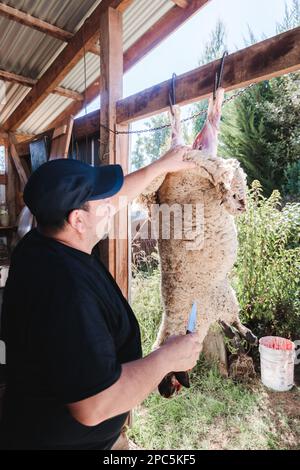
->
[19,94,74,134]
[0,0,175,134]
[0,80,30,123]
[60,52,100,94]
[123,0,173,50]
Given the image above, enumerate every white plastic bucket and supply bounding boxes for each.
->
[259,336,295,392]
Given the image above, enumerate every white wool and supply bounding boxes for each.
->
[138,149,248,350]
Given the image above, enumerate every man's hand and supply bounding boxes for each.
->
[161,333,202,372]
[111,145,196,212]
[159,145,197,173]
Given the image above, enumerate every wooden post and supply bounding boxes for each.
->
[4,139,17,226]
[99,7,129,298]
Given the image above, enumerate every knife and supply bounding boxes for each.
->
[173,302,198,388]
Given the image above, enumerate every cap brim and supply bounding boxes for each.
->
[89,164,124,200]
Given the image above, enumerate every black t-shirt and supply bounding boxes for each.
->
[0,229,142,450]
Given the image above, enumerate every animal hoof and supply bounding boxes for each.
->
[174,371,190,388]
[245,330,258,345]
[219,320,236,339]
[158,373,182,398]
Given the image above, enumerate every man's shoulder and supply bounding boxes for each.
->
[10,229,77,284]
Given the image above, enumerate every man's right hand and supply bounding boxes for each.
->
[161,334,202,373]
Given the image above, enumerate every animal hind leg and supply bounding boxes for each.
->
[232,318,258,345]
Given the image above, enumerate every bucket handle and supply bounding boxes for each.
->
[294,340,300,365]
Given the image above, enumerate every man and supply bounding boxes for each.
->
[0,146,201,450]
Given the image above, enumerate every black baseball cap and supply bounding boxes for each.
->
[23,158,124,223]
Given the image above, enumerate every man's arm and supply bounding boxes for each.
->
[110,145,195,212]
[67,333,201,427]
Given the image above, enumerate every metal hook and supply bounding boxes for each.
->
[213,51,228,100]
[168,73,177,115]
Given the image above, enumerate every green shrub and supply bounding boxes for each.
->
[131,267,163,355]
[234,180,300,339]
[282,161,300,199]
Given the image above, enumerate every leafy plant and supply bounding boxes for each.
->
[233,181,300,339]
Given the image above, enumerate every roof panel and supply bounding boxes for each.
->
[0,0,103,78]
[1,0,178,134]
[0,80,30,125]
[60,52,100,93]
[123,0,173,50]
[1,0,103,33]
[19,93,73,134]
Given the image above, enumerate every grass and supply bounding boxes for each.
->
[130,268,300,450]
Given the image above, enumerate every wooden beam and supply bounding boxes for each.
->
[0,69,83,101]
[0,174,7,185]
[99,7,128,297]
[47,0,211,131]
[116,26,300,123]
[117,0,135,13]
[0,129,8,140]
[171,0,189,7]
[0,2,73,41]
[0,2,100,56]
[2,0,126,131]
[23,26,300,155]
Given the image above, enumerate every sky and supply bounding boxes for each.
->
[77,0,294,119]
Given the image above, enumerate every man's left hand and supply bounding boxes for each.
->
[159,145,196,173]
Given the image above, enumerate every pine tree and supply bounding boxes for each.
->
[220,1,300,196]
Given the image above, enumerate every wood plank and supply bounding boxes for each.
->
[116,26,300,123]
[115,124,129,299]
[0,69,83,101]
[171,0,189,8]
[0,129,8,140]
[117,0,135,12]
[0,2,100,55]
[5,143,17,226]
[50,117,74,159]
[0,174,7,185]
[2,0,126,131]
[8,134,29,191]
[46,0,211,131]
[0,2,74,41]
[52,125,67,140]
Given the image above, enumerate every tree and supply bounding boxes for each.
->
[220,1,300,196]
[276,0,300,33]
[191,20,227,138]
[131,114,171,170]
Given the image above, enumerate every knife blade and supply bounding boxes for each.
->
[186,301,197,334]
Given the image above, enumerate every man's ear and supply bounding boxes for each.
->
[68,209,86,233]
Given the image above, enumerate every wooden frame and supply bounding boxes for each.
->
[0,69,83,101]
[0,2,99,55]
[13,25,298,145]
[99,7,129,297]
[116,26,300,123]
[47,0,211,131]
[3,3,300,300]
[1,0,130,131]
